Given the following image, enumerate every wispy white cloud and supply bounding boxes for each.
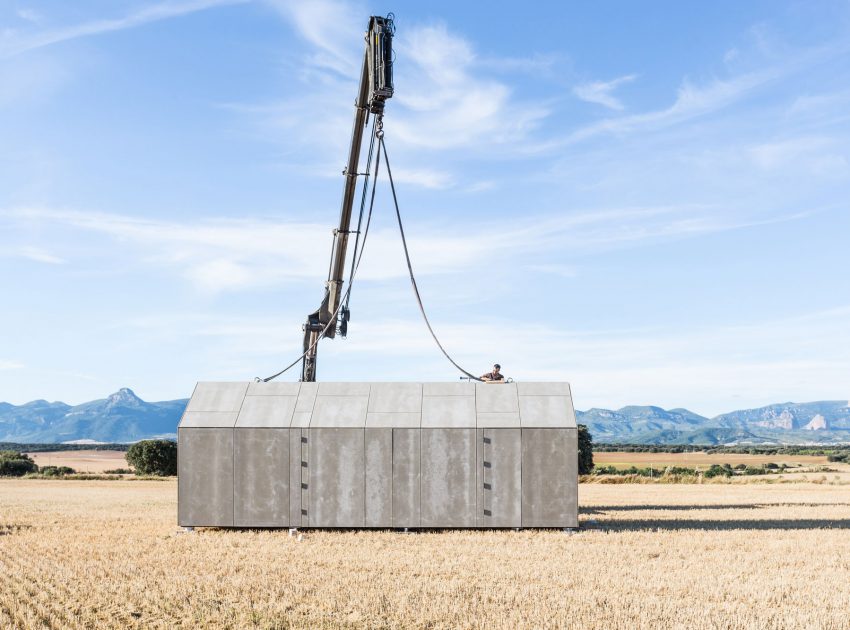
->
[0,359,24,370]
[2,202,802,294]
[232,4,552,167]
[0,0,248,58]
[747,136,849,175]
[391,23,551,150]
[13,246,66,264]
[557,70,779,149]
[573,74,637,110]
[264,0,362,76]
[16,9,42,24]
[540,36,850,153]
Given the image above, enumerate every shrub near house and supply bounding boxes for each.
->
[0,450,38,476]
[126,440,177,476]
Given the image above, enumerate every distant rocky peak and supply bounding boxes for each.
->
[804,414,828,431]
[106,387,144,408]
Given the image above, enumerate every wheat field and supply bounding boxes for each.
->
[1,478,849,629]
[24,450,129,473]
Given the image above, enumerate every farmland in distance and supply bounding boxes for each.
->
[594,450,830,469]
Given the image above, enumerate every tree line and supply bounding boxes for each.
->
[593,443,850,456]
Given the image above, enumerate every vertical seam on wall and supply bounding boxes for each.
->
[305,386,318,527]
[520,427,524,528]
[472,383,476,527]
[418,387,423,529]
[363,426,366,528]
[232,385,248,527]
[519,391,523,528]
[363,389,366,527]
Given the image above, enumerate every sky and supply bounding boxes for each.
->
[1,0,849,415]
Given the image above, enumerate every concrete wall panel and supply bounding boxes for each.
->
[365,428,392,527]
[519,396,577,428]
[247,381,301,396]
[423,382,474,396]
[422,396,476,428]
[289,429,303,526]
[290,411,311,428]
[178,428,233,527]
[516,382,572,396]
[311,396,368,427]
[295,383,318,413]
[236,396,296,428]
[369,383,422,413]
[392,428,420,528]
[475,383,519,413]
[521,428,578,527]
[479,429,521,527]
[476,412,521,428]
[309,428,365,527]
[366,412,420,428]
[318,382,370,396]
[421,429,476,528]
[234,428,289,527]
[300,429,309,526]
[180,411,238,428]
[185,382,247,412]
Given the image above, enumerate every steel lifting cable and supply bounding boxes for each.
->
[379,135,483,382]
[345,116,379,308]
[260,124,483,383]
[259,122,384,383]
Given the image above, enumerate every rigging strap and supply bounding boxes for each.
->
[379,135,483,383]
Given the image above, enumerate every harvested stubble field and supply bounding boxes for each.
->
[2,479,849,629]
[23,450,128,473]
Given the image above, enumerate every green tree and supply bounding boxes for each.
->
[577,424,594,475]
[704,464,732,478]
[40,466,75,476]
[126,440,177,476]
[0,450,38,476]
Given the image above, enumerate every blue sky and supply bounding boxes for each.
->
[1,0,849,415]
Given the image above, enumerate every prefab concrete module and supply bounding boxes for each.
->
[178,381,578,529]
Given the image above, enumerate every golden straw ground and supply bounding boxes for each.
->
[1,479,849,629]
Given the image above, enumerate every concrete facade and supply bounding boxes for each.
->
[178,381,578,529]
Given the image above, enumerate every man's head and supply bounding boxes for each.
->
[493,364,501,374]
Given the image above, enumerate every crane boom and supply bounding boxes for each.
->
[301,15,394,382]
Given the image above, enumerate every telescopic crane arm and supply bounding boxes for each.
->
[301,15,394,382]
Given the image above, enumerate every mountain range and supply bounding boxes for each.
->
[0,388,183,443]
[578,401,850,444]
[1,388,849,445]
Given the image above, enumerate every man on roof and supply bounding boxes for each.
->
[480,364,505,382]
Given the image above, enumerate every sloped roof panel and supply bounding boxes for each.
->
[181,382,576,429]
